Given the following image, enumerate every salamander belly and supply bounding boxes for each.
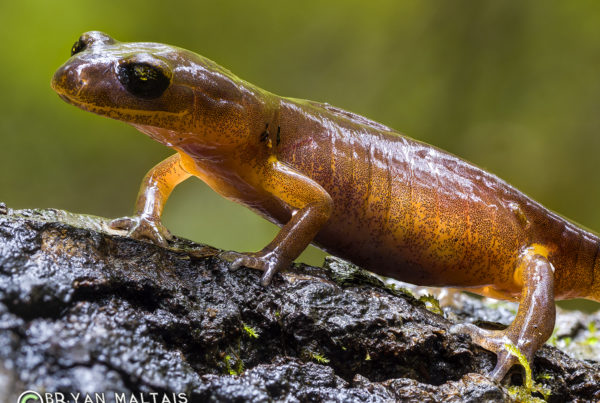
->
[315,182,520,289]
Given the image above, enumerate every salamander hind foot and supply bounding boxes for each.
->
[451,251,556,383]
[450,323,530,381]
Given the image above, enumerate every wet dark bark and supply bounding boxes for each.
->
[0,205,598,403]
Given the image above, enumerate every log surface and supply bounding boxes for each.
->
[0,205,598,403]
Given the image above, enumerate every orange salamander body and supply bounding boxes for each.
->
[52,32,600,381]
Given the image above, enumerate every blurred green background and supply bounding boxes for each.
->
[1,1,599,310]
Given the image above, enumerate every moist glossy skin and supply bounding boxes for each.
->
[52,32,600,382]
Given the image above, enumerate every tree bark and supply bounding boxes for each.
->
[0,205,598,403]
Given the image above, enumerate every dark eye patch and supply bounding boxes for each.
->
[71,38,86,56]
[117,62,172,99]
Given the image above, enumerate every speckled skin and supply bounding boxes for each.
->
[52,32,600,381]
[275,100,599,298]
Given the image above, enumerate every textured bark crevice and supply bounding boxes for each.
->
[0,205,598,403]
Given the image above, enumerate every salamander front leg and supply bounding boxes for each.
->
[110,153,191,246]
[221,160,333,286]
[450,252,556,382]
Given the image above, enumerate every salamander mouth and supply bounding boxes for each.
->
[55,91,95,113]
[57,93,77,105]
[52,84,113,118]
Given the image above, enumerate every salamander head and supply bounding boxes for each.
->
[52,31,261,147]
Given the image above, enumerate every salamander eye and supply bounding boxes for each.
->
[117,62,172,99]
[71,38,86,56]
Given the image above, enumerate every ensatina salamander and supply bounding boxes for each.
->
[52,32,600,381]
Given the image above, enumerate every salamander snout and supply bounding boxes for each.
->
[51,59,84,98]
[51,31,119,98]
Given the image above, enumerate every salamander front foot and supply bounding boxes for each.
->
[109,216,173,247]
[219,250,291,286]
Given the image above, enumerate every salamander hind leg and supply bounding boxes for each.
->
[450,248,556,382]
